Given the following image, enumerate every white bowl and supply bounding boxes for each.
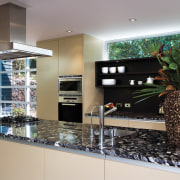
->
[102,79,116,85]
[117,66,125,73]
[101,67,108,74]
[109,67,116,73]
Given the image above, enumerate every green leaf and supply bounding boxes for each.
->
[169,63,178,70]
[134,94,157,104]
[162,66,169,70]
[161,57,171,64]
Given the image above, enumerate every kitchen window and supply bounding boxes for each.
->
[0,59,37,117]
[106,33,180,60]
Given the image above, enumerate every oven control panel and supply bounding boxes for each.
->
[59,96,82,103]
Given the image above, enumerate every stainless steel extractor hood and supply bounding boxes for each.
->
[0,3,52,60]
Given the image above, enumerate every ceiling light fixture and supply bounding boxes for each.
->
[129,18,137,22]
[66,30,72,33]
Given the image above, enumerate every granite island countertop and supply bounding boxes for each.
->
[0,119,180,171]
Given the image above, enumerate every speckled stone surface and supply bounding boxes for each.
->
[0,119,180,168]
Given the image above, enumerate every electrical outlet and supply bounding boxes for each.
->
[124,103,131,108]
[116,103,123,108]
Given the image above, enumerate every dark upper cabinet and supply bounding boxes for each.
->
[95,57,161,87]
[95,57,163,114]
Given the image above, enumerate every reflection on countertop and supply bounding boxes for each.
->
[0,119,179,169]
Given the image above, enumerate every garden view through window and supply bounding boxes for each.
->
[0,58,37,117]
[107,34,180,60]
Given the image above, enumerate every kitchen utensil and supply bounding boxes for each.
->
[117,66,125,73]
[101,67,108,74]
[146,76,154,84]
[102,79,116,85]
[109,67,116,73]
[129,80,135,85]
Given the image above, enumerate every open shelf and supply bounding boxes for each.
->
[95,57,161,88]
[99,71,158,76]
[97,85,151,88]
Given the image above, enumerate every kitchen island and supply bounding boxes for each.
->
[0,119,180,180]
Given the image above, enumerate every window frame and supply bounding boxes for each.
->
[0,59,37,117]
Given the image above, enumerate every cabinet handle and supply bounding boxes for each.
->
[62,103,76,106]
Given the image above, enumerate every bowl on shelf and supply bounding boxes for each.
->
[117,66,125,73]
[109,67,116,73]
[101,67,108,74]
[102,79,116,85]
[137,81,143,85]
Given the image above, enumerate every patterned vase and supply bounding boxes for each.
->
[163,90,180,145]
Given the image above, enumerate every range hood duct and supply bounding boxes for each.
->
[0,3,52,60]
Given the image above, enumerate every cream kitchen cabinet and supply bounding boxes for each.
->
[0,140,44,180]
[37,39,59,120]
[0,139,179,180]
[128,119,166,131]
[84,115,165,131]
[0,139,104,180]
[37,34,104,122]
[84,115,129,127]
[105,159,180,180]
[45,148,104,180]
[59,35,83,75]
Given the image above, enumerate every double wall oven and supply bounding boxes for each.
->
[58,75,82,123]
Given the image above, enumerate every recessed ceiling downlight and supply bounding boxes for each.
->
[66,30,72,33]
[129,18,137,22]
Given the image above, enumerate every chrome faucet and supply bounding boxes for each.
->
[99,104,117,149]
[90,103,117,149]
[90,105,99,138]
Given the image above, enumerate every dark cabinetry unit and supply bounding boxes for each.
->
[95,57,163,114]
[95,57,161,87]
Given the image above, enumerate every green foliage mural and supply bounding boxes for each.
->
[108,34,180,60]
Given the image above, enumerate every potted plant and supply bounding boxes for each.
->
[12,108,25,116]
[134,44,180,145]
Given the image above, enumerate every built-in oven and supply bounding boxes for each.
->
[58,75,82,96]
[58,96,82,123]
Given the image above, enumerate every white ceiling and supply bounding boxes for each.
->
[0,0,180,45]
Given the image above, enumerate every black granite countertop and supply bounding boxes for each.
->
[0,119,180,169]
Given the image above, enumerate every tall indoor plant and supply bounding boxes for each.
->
[134,45,180,145]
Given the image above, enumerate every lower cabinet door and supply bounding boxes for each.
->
[105,160,180,180]
[45,148,104,180]
[0,140,44,180]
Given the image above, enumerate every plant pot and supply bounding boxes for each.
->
[163,90,180,146]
